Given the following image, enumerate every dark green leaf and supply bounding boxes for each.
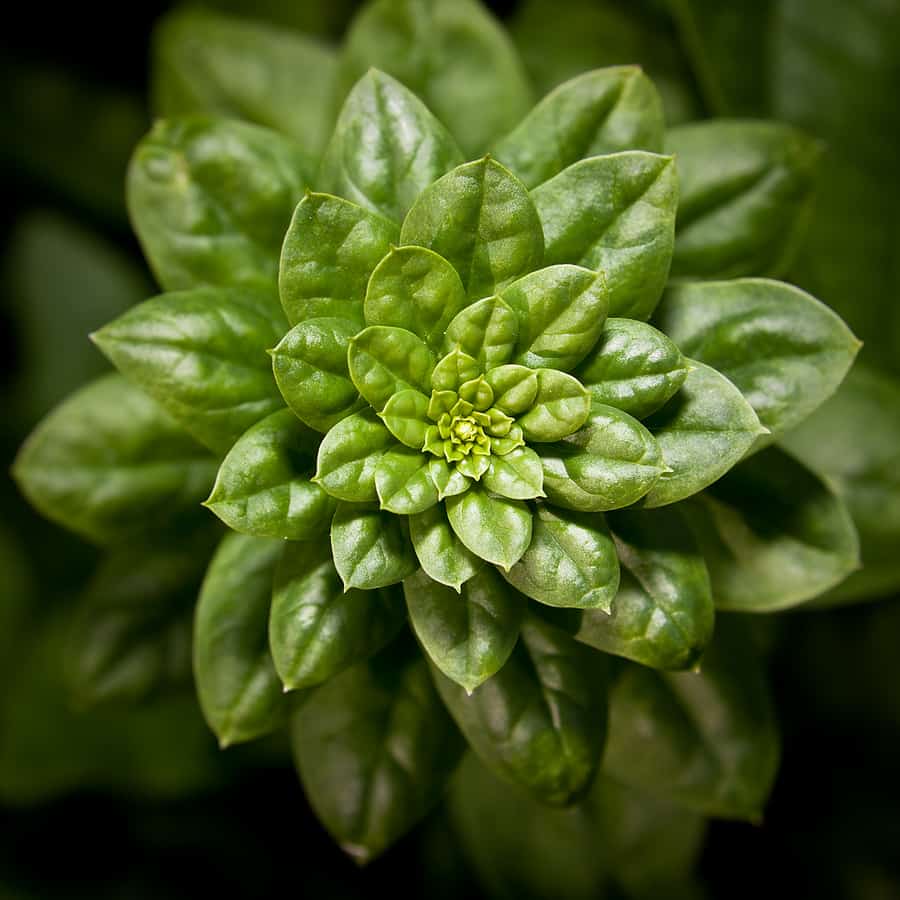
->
[443,295,519,370]
[374,446,439,514]
[518,369,591,442]
[408,504,483,590]
[483,447,545,501]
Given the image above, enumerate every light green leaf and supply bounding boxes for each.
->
[379,389,431,450]
[408,504,483,590]
[431,347,482,392]
[482,447,545,500]
[427,458,471,502]
[485,364,539,415]
[518,369,591,442]
[446,486,533,571]
[374,446,439,515]
[443,295,519,370]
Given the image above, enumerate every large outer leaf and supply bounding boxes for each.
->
[655,278,859,439]
[12,375,216,545]
[533,152,677,320]
[193,533,286,747]
[433,615,610,806]
[92,286,287,454]
[127,117,310,292]
[291,644,464,863]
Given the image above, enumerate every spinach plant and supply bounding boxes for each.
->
[12,0,863,866]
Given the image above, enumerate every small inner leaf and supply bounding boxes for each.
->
[485,364,539,415]
[374,446,440,515]
[431,347,483,392]
[444,295,520,371]
[408,504,482,590]
[517,369,591,442]
[482,447,545,500]
[380,389,431,449]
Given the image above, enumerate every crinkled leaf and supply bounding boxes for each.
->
[400,157,544,301]
[12,375,216,545]
[205,410,334,540]
[518,369,591,442]
[127,117,309,292]
[375,446,439,514]
[575,317,689,420]
[485,364,539,415]
[433,615,609,805]
[533,151,677,320]
[194,533,286,747]
[577,506,714,670]
[319,69,464,222]
[446,486,533,571]
[279,192,398,327]
[93,285,286,454]
[642,361,764,508]
[331,502,418,590]
[494,66,665,188]
[270,540,406,690]
[405,567,525,692]
[482,447,544,501]
[667,121,821,279]
[443,295,519,370]
[408,504,483,590]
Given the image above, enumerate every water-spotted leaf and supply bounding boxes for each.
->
[494,66,665,188]
[279,192,398,327]
[485,364,539,415]
[405,567,525,692]
[408,504,483,590]
[575,317,689,419]
[444,295,519,371]
[400,157,544,301]
[270,541,406,690]
[518,369,591,442]
[533,152,677,320]
[482,447,544,500]
[375,446,439,515]
[446,486,533,571]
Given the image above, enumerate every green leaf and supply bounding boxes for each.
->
[427,458,471,502]
[603,618,779,820]
[12,375,216,545]
[374,446,439,514]
[331,503,418,590]
[533,151,677,320]
[152,7,338,156]
[314,409,397,502]
[446,486,533,571]
[433,615,609,805]
[270,541,406,690]
[654,279,860,438]
[518,369,591,442]
[642,361,764,508]
[577,506,714,670]
[271,317,364,433]
[683,446,859,612]
[400,157,544,301]
[279,192,398,327]
[494,66,665,188]
[93,285,286,454]
[194,533,286,747]
[127,117,310,292]
[291,642,463,863]
[538,403,664,511]
[667,121,821,279]
[205,410,334,540]
[348,325,435,412]
[338,0,533,156]
[379,389,431,450]
[502,264,608,371]
[319,69,464,222]
[575,317,689,420]
[405,567,525,692]
[482,447,545,501]
[364,245,469,351]
[443,295,519,370]
[485,364,539,415]
[505,505,619,611]
[431,347,482,392]
[408,504,483,590]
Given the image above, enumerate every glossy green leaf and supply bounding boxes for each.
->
[270,541,406,690]
[12,375,216,545]
[152,7,337,156]
[603,618,779,820]
[427,458,471,502]
[338,0,533,156]
[501,264,608,372]
[405,567,525,692]
[482,447,545,501]
[667,121,821,279]
[348,325,435,412]
[331,503,418,590]
[194,533,285,747]
[642,361,765,508]
[364,245,469,350]
[655,278,860,438]
[518,369,591,442]
[408,504,483,590]
[314,409,397,502]
[400,157,544,301]
[205,410,334,540]
[485,364,539,415]
[93,285,286,454]
[505,505,619,611]
[319,69,464,222]
[494,66,665,188]
[271,317,364,433]
[433,615,609,805]
[577,506,714,670]
[446,486,533,571]
[431,347,482,393]
[533,152,677,320]
[379,390,431,450]
[127,117,310,292]
[291,644,464,863]
[443,295,519,370]
[575,317,690,420]
[279,192,398,327]
[374,446,439,514]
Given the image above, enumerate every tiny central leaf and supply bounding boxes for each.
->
[451,417,480,444]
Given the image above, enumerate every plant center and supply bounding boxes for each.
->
[450,417,481,444]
